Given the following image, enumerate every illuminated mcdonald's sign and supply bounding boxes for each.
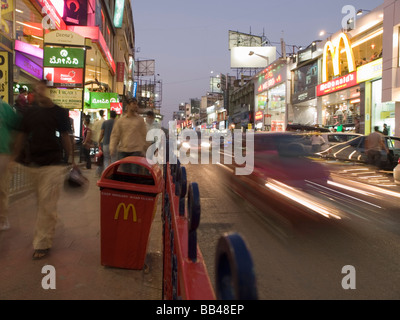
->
[114,203,137,222]
[322,33,356,83]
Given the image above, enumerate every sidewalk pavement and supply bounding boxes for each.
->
[0,167,163,300]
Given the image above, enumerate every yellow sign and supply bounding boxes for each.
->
[357,58,382,83]
[115,203,137,222]
[44,30,85,46]
[322,33,356,83]
[0,52,8,103]
[47,88,83,109]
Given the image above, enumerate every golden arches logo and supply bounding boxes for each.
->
[322,33,356,83]
[114,203,137,222]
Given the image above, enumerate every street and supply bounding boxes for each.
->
[187,160,400,299]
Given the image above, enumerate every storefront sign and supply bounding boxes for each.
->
[117,62,125,82]
[63,0,88,25]
[110,102,123,114]
[128,56,134,78]
[15,52,43,79]
[255,111,263,121]
[14,40,43,59]
[34,0,66,30]
[257,61,286,93]
[90,92,119,108]
[317,72,357,96]
[44,30,85,46]
[133,81,137,97]
[44,67,84,87]
[0,52,9,103]
[113,0,125,28]
[322,33,356,83]
[48,88,83,108]
[44,47,85,68]
[357,58,382,83]
[297,48,312,64]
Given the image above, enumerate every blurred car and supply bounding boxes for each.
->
[394,159,400,185]
[319,135,400,170]
[320,133,362,149]
[219,132,342,222]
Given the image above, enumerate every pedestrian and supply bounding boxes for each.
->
[310,133,326,153]
[99,110,117,171]
[365,126,389,169]
[382,124,389,136]
[13,80,75,259]
[145,110,161,132]
[92,110,106,176]
[82,115,93,170]
[110,98,147,173]
[0,100,19,231]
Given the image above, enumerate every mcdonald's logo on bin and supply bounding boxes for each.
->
[114,203,137,222]
[322,33,356,83]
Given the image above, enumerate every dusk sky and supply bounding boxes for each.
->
[131,0,383,124]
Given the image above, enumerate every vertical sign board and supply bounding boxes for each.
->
[0,52,9,103]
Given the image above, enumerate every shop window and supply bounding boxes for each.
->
[15,0,44,48]
[371,79,395,135]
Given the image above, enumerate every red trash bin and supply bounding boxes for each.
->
[97,157,163,270]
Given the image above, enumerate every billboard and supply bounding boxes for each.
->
[229,31,263,50]
[292,60,318,104]
[231,46,276,68]
[210,77,222,93]
[44,67,84,88]
[135,60,155,77]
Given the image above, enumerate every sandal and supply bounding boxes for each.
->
[32,249,50,260]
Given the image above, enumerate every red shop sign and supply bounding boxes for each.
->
[110,102,123,115]
[255,111,263,121]
[317,72,357,96]
[44,67,84,88]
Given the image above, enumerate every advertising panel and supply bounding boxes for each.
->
[48,88,83,109]
[44,67,84,87]
[317,72,357,96]
[231,46,276,68]
[292,60,318,104]
[15,52,43,79]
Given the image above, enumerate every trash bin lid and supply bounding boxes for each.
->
[97,156,163,194]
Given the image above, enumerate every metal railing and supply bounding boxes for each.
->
[9,164,33,197]
[162,158,258,300]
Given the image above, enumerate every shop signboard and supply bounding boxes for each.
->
[15,52,43,79]
[0,52,9,103]
[317,72,357,96]
[322,33,356,83]
[48,88,83,109]
[44,67,84,88]
[255,111,263,121]
[44,30,85,46]
[117,62,125,82]
[257,60,286,93]
[14,40,43,59]
[90,92,119,109]
[63,0,88,25]
[110,102,123,114]
[113,0,125,28]
[44,47,85,68]
[357,58,382,83]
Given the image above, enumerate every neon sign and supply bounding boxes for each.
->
[255,111,263,121]
[322,32,356,83]
[113,0,125,28]
[317,72,357,96]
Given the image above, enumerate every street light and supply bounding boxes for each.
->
[248,51,269,66]
[319,30,334,37]
[357,9,371,16]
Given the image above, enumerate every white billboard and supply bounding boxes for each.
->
[229,31,263,50]
[230,47,276,68]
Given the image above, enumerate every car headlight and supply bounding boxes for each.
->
[182,142,190,149]
[201,142,211,148]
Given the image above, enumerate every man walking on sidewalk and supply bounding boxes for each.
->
[99,110,117,171]
[0,100,19,231]
[13,80,75,260]
[110,98,147,172]
[366,126,389,169]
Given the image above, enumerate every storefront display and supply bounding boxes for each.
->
[371,79,395,135]
[255,60,287,131]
